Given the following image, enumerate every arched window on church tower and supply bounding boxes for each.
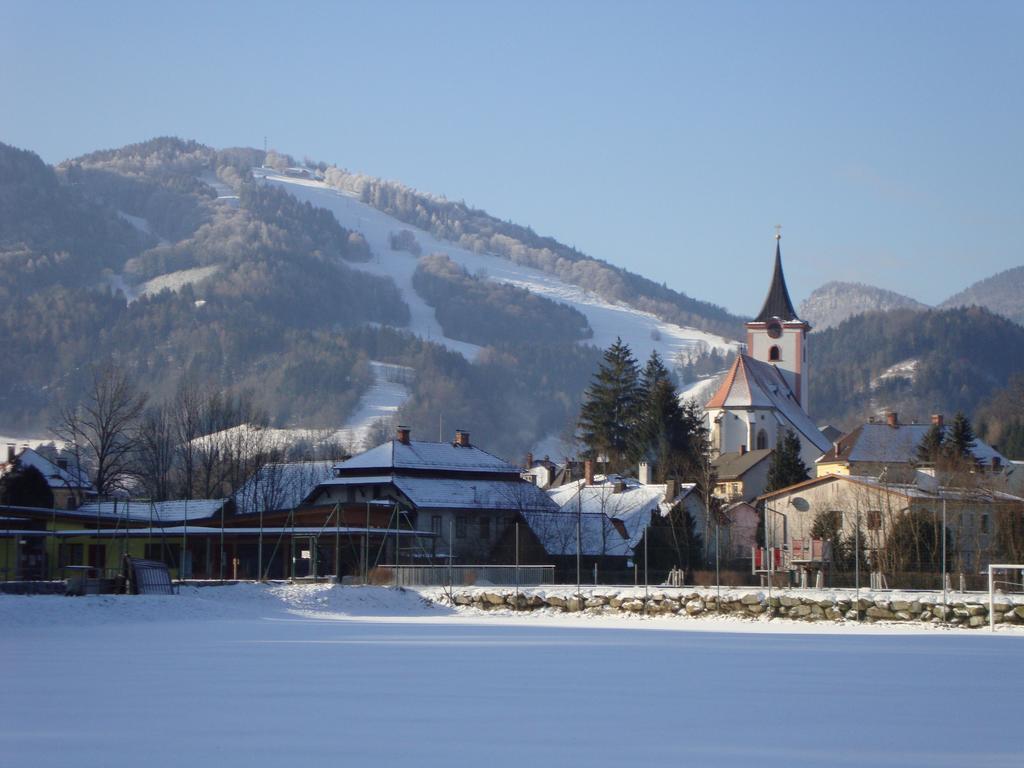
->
[756,429,768,450]
[769,345,781,362]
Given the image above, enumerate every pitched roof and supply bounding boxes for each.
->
[3,448,94,492]
[759,472,1024,504]
[75,499,227,523]
[529,476,698,557]
[705,354,831,453]
[233,461,336,516]
[753,239,801,323]
[711,448,773,480]
[335,439,519,475]
[392,476,557,512]
[817,423,1007,466]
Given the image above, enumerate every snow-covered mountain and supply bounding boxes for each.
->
[798,281,928,331]
[253,168,738,369]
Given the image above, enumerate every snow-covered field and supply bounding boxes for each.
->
[3,583,1022,767]
[253,169,738,369]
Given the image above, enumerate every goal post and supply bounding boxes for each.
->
[987,564,1024,633]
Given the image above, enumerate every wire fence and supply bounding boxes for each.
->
[379,565,555,587]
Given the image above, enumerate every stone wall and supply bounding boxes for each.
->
[442,587,1024,629]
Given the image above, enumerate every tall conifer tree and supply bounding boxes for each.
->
[577,338,641,472]
[944,411,977,461]
[765,429,809,492]
[916,423,944,464]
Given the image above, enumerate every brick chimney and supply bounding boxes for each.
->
[6,444,14,463]
[886,411,898,428]
[584,459,594,486]
[525,452,533,470]
[453,429,470,448]
[664,479,679,503]
[931,413,944,428]
[396,425,411,445]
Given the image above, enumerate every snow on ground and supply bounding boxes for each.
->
[192,361,412,455]
[137,264,220,297]
[679,370,727,404]
[253,169,738,369]
[0,434,62,451]
[3,583,1022,768]
[874,357,920,388]
[335,361,412,449]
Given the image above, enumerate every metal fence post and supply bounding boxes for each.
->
[644,530,649,616]
[515,522,520,611]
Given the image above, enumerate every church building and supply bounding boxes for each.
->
[705,235,831,467]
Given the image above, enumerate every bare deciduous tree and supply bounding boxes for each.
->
[54,365,147,496]
[135,403,176,501]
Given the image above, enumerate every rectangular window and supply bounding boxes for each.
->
[455,516,467,539]
[479,517,491,540]
[87,544,106,571]
[431,515,443,536]
[981,513,990,534]
[144,542,182,567]
[58,542,83,568]
[867,510,882,530]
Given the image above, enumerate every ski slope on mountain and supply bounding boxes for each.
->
[191,361,413,454]
[253,169,738,368]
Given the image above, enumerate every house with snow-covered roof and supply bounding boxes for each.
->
[0,445,96,509]
[705,234,830,467]
[305,426,558,562]
[492,462,706,580]
[816,412,1013,485]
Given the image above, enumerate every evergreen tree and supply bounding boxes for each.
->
[629,352,690,478]
[943,411,977,461]
[644,503,704,578]
[916,423,944,464]
[764,429,809,492]
[577,338,640,472]
[0,461,54,508]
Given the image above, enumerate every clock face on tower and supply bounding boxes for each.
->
[767,319,783,339]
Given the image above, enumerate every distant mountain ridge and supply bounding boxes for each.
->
[809,306,1024,430]
[939,265,1024,326]
[798,281,928,330]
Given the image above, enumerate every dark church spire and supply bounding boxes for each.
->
[753,232,800,322]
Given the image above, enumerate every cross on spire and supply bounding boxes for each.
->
[774,224,782,241]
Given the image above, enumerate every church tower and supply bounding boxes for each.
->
[744,233,810,411]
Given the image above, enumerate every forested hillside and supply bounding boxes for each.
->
[412,253,592,347]
[321,166,743,339]
[940,265,1024,326]
[809,306,1024,430]
[0,138,613,458]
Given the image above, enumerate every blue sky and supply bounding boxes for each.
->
[2,1,1021,315]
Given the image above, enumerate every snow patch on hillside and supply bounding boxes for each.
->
[679,372,726,405]
[192,361,412,455]
[138,265,220,297]
[253,169,738,370]
[873,358,919,388]
[336,361,412,449]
